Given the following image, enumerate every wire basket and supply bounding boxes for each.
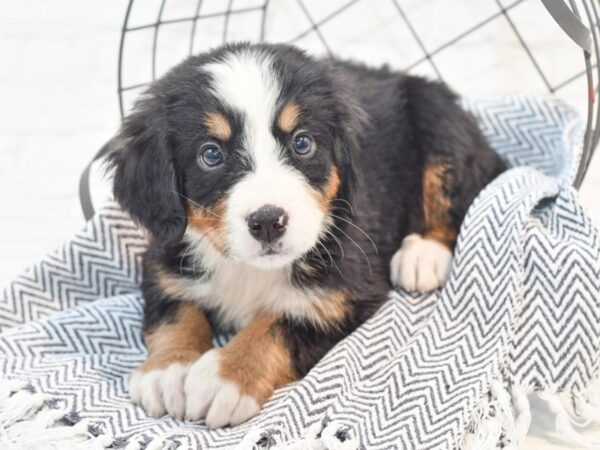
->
[116,0,598,188]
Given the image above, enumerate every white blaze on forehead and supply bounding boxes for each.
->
[202,48,325,269]
[204,49,280,168]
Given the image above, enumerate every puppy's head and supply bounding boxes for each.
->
[111,43,362,270]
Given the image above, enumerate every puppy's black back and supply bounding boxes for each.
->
[320,59,506,304]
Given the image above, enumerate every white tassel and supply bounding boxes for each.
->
[270,423,323,450]
[235,427,276,450]
[490,379,516,444]
[65,432,114,450]
[145,437,167,450]
[511,384,531,447]
[0,391,47,428]
[573,377,600,423]
[462,380,517,450]
[462,415,503,450]
[124,438,143,450]
[7,407,67,436]
[0,379,26,406]
[0,382,113,450]
[10,419,91,448]
[538,390,600,448]
[318,422,358,450]
[250,421,359,450]
[575,398,600,423]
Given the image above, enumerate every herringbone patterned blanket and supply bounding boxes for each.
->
[1,96,599,450]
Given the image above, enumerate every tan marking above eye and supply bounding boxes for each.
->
[203,112,232,141]
[277,101,301,134]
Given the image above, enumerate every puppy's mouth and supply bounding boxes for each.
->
[258,242,285,257]
[260,248,280,257]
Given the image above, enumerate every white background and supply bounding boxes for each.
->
[0,1,599,448]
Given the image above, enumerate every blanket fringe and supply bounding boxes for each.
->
[0,378,114,450]
[462,379,517,450]
[236,421,358,450]
[3,377,600,449]
[511,384,531,447]
[538,390,600,448]
[573,376,600,424]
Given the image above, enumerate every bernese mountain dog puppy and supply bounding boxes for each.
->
[109,42,505,428]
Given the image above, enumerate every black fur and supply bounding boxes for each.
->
[109,42,506,380]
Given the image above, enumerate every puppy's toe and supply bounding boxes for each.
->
[184,349,260,428]
[390,233,452,293]
[184,349,221,421]
[129,363,190,420]
[130,369,166,418]
[160,363,189,419]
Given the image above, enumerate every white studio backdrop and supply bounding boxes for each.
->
[0,2,599,447]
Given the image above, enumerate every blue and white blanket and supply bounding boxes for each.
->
[1,95,599,450]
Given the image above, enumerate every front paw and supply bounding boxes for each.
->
[390,233,452,293]
[129,363,190,419]
[184,349,261,428]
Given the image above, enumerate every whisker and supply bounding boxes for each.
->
[325,229,345,261]
[330,205,351,215]
[330,222,372,277]
[329,213,379,255]
[317,241,343,278]
[179,241,192,275]
[310,243,328,270]
[171,191,225,220]
[331,198,354,215]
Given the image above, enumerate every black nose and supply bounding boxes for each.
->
[247,205,288,244]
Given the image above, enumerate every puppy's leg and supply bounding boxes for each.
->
[184,314,296,428]
[391,159,455,293]
[129,302,213,419]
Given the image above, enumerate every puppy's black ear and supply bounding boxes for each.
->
[333,94,366,202]
[108,94,186,242]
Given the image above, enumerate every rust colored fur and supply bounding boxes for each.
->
[422,162,456,247]
[140,304,213,372]
[203,112,232,141]
[277,101,301,134]
[219,315,295,403]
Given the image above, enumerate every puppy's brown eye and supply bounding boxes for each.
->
[291,131,315,156]
[198,142,223,168]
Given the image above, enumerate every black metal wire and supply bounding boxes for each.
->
[287,0,360,44]
[565,0,599,188]
[260,0,270,41]
[117,0,135,118]
[151,0,168,82]
[188,0,204,55]
[496,0,554,92]
[576,0,600,187]
[115,0,599,187]
[222,0,235,44]
[390,0,443,80]
[294,0,333,57]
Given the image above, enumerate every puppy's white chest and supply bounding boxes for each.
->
[206,260,290,329]
[186,230,320,330]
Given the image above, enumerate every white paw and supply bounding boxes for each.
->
[184,349,260,428]
[129,363,189,419]
[390,233,452,293]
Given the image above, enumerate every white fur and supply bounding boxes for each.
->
[129,363,189,419]
[184,349,260,428]
[204,48,325,270]
[178,229,333,330]
[390,233,452,293]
